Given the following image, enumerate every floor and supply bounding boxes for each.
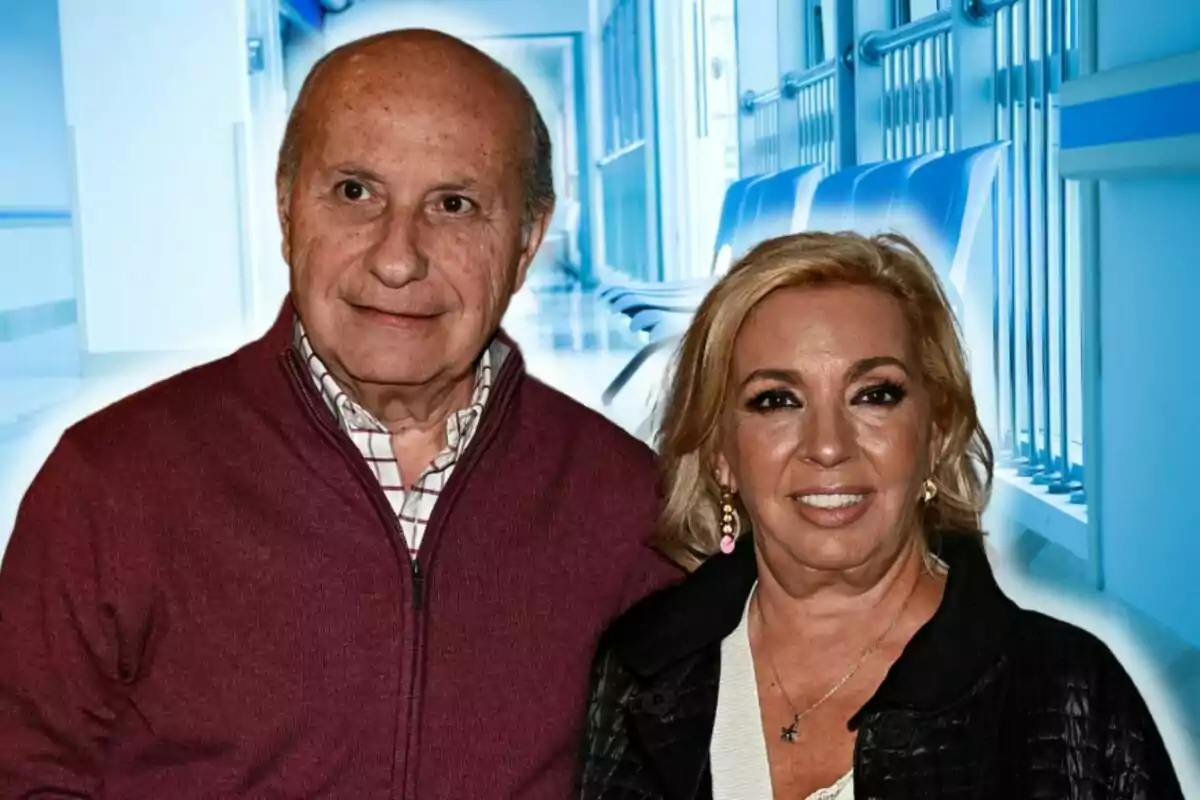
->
[1,281,1199,791]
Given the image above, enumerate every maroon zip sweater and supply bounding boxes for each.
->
[0,301,682,798]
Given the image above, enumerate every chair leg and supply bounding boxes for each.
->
[600,334,681,406]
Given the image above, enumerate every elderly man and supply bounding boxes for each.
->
[0,29,679,798]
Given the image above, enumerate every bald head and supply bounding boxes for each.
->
[277,29,554,227]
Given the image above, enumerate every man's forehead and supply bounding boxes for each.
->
[300,120,519,203]
[310,62,523,141]
[318,38,522,111]
[313,105,517,164]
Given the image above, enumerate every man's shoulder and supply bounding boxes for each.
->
[515,375,656,472]
[62,345,266,458]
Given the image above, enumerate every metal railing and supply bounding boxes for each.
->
[741,89,781,174]
[990,0,1084,503]
[859,9,955,159]
[740,58,839,175]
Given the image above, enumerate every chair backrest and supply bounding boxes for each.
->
[725,175,774,265]
[746,163,826,242]
[848,151,942,233]
[710,175,762,260]
[893,141,1009,316]
[805,161,885,232]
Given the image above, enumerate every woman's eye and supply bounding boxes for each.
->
[337,180,372,202]
[746,389,800,412]
[856,381,907,406]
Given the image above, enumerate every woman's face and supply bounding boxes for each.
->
[716,284,937,573]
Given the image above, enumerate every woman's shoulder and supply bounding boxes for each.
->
[1003,607,1162,724]
[594,539,758,683]
[1000,608,1184,792]
[1006,606,1126,671]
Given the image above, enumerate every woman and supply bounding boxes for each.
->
[579,232,1182,798]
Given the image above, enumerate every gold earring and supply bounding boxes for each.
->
[719,488,741,554]
[921,478,938,504]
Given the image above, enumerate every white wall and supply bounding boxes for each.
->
[57,0,253,353]
[1090,0,1200,643]
[321,0,589,47]
[0,1,80,376]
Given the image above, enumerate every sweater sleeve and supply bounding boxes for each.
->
[613,469,683,617]
[0,437,124,798]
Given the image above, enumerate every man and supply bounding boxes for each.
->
[0,29,679,798]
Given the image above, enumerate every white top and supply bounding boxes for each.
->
[710,586,855,800]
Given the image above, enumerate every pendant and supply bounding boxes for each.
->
[780,715,800,743]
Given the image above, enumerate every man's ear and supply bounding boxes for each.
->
[513,204,553,293]
[277,182,293,265]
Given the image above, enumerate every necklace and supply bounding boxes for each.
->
[754,574,920,744]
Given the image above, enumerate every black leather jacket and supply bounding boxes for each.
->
[579,533,1183,799]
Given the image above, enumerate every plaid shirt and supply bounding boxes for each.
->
[293,318,493,560]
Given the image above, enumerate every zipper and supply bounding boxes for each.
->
[411,558,425,609]
[282,350,414,574]
[406,343,523,581]
[282,348,418,793]
[282,340,524,797]
[282,340,523,608]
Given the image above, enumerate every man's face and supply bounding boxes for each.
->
[280,57,547,391]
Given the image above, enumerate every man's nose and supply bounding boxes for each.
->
[365,207,429,288]
[799,401,856,468]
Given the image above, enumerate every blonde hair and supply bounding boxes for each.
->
[654,231,994,570]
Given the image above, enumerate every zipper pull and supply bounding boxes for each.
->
[412,559,425,610]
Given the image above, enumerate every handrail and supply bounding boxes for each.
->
[741,59,837,114]
[0,208,72,228]
[857,9,952,67]
[597,138,646,168]
[965,0,1021,23]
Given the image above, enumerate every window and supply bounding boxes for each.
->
[601,0,644,156]
[805,0,826,68]
[693,0,740,175]
[686,0,741,268]
[598,0,656,281]
[894,0,953,24]
[993,0,1085,503]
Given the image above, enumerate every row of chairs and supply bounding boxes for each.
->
[595,141,1008,410]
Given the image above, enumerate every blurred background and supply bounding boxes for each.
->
[1,0,1198,790]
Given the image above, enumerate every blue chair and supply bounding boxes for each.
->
[606,164,824,319]
[848,152,941,233]
[711,174,767,266]
[596,173,765,302]
[805,161,885,232]
[598,175,770,320]
[743,163,825,243]
[598,164,825,405]
[891,141,1009,319]
[604,164,822,332]
[603,176,775,336]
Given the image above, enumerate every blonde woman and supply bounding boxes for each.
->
[579,232,1181,799]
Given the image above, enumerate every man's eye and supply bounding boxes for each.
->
[338,181,372,201]
[438,195,474,214]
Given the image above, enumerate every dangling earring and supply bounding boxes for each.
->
[921,478,938,504]
[719,488,741,554]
